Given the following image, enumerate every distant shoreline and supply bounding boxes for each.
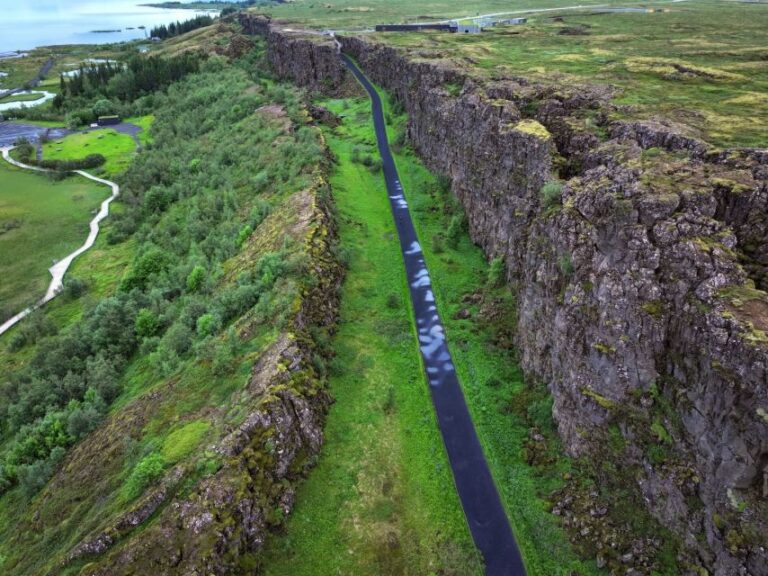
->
[140,2,231,9]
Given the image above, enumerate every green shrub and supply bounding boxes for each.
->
[135,308,161,339]
[446,214,466,249]
[144,186,172,213]
[558,254,574,277]
[527,397,555,432]
[196,313,220,337]
[63,277,88,299]
[66,403,102,440]
[540,180,563,208]
[186,265,206,292]
[122,452,165,501]
[487,257,506,287]
[17,447,65,499]
[236,224,253,248]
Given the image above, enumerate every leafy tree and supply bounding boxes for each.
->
[186,265,206,293]
[92,98,115,117]
[135,309,161,339]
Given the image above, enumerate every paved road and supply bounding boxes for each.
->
[341,54,527,576]
[0,146,120,336]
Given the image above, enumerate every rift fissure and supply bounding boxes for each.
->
[240,13,768,575]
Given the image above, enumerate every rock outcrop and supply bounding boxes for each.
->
[241,14,768,575]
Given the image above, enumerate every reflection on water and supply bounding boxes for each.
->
[0,0,217,52]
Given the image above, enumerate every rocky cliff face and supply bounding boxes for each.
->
[241,14,768,575]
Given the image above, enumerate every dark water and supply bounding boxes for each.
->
[0,0,216,53]
[342,54,527,576]
[0,122,69,147]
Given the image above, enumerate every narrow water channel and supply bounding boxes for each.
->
[341,54,527,576]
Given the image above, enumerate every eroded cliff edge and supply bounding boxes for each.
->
[241,13,768,576]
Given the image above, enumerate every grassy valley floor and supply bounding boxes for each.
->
[261,89,600,574]
[260,98,483,576]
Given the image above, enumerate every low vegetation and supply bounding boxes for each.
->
[0,40,330,574]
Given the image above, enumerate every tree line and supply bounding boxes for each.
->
[57,53,202,103]
[150,15,214,39]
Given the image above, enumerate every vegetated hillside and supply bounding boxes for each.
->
[242,13,768,576]
[0,42,342,574]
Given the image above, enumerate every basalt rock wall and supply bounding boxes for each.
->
[241,14,768,575]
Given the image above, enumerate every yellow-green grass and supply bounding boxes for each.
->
[42,129,137,177]
[261,99,483,575]
[372,0,768,148]
[125,115,155,146]
[0,161,110,325]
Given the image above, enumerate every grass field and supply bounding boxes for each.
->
[374,1,768,148]
[0,161,109,323]
[42,128,138,176]
[261,97,483,576]
[262,88,600,574]
[256,0,617,28]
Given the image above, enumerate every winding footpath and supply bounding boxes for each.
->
[0,146,119,336]
[342,54,527,576]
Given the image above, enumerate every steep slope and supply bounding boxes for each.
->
[0,51,343,575]
[241,14,768,576]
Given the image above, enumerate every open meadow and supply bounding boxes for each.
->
[255,0,768,148]
[42,128,138,177]
[0,161,109,322]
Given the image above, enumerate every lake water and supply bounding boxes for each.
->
[0,0,217,53]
